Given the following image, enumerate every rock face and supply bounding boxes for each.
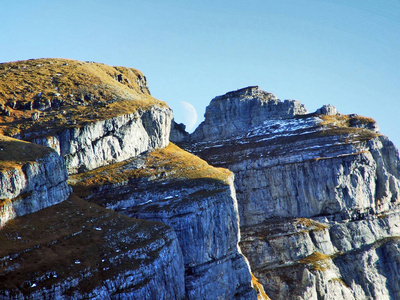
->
[33,106,172,174]
[0,59,260,299]
[0,58,173,175]
[190,86,308,142]
[0,195,185,299]
[0,136,71,228]
[180,86,400,299]
[69,143,257,299]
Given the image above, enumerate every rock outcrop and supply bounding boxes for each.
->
[33,106,172,174]
[0,195,185,299]
[0,136,71,228]
[70,143,257,299]
[179,86,400,299]
[190,86,308,142]
[0,58,172,174]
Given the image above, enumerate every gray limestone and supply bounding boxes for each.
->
[181,86,400,299]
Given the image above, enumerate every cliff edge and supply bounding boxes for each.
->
[179,86,400,299]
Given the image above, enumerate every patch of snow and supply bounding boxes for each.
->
[138,200,152,206]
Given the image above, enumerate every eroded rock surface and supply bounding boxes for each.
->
[179,86,400,299]
[70,143,257,299]
[33,105,172,174]
[0,136,71,228]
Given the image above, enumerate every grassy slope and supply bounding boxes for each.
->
[0,58,168,137]
[69,143,232,198]
[0,194,173,296]
[0,135,54,172]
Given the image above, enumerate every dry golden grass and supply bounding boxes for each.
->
[69,143,232,197]
[0,135,53,171]
[316,114,380,142]
[299,251,331,271]
[319,114,376,127]
[251,273,271,300]
[0,58,168,137]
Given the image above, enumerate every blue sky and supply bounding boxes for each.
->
[1,1,399,147]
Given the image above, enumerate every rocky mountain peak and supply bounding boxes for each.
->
[190,86,308,141]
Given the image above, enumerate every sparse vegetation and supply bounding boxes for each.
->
[295,218,328,231]
[69,143,232,197]
[0,135,53,171]
[0,58,168,138]
[317,114,380,141]
[299,251,331,271]
[0,194,172,295]
[329,277,349,288]
[251,273,271,300]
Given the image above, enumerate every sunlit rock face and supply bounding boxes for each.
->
[0,136,71,228]
[180,86,400,299]
[33,105,172,174]
[0,60,258,299]
[190,86,308,142]
[70,144,257,300]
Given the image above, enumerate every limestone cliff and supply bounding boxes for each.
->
[70,143,257,299]
[0,135,71,228]
[0,58,172,174]
[0,60,258,299]
[179,86,400,299]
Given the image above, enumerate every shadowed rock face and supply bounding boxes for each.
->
[179,86,400,299]
[0,195,185,299]
[69,144,257,300]
[0,60,258,299]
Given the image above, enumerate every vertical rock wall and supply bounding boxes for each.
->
[181,86,400,299]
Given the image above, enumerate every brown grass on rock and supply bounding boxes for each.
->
[0,58,168,137]
[69,143,232,197]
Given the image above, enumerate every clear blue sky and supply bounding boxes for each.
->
[1,0,399,147]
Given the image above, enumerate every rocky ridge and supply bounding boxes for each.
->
[0,59,259,299]
[177,86,400,299]
[69,143,256,299]
[0,58,172,174]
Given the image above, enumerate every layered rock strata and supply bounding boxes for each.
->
[0,195,185,299]
[0,135,71,228]
[179,86,400,299]
[32,106,172,174]
[70,143,257,299]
